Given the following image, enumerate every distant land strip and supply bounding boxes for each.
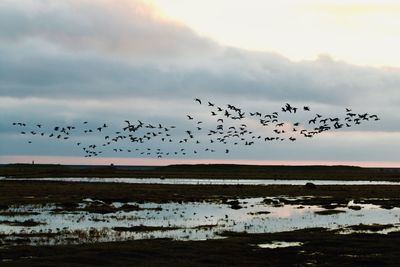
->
[1,164,400,181]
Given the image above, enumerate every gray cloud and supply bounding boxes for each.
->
[0,0,399,163]
[1,41,400,107]
[0,0,217,59]
[0,0,399,106]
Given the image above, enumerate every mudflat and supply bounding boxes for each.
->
[2,163,400,180]
[2,227,400,267]
[1,164,400,266]
[1,180,400,206]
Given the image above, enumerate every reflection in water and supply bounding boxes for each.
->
[1,177,400,185]
[0,197,400,246]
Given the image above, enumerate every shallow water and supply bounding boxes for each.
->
[0,197,399,246]
[1,177,400,185]
[257,241,303,249]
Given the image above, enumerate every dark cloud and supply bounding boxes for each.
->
[0,0,399,163]
[1,41,400,108]
[0,0,399,106]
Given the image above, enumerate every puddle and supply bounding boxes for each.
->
[0,197,399,246]
[257,241,303,249]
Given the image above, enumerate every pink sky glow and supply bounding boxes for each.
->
[0,155,398,168]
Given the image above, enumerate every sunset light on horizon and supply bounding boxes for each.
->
[2,155,400,168]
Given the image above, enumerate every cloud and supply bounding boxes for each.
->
[0,0,399,164]
[0,0,217,59]
[1,0,400,106]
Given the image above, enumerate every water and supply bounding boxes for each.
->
[1,177,400,185]
[257,241,303,249]
[1,197,399,246]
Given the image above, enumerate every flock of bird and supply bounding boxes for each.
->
[12,99,380,158]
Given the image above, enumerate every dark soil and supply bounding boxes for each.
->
[314,209,347,215]
[1,228,400,266]
[344,224,395,232]
[112,226,180,232]
[1,171,400,267]
[0,219,45,227]
[2,163,400,180]
[1,180,400,206]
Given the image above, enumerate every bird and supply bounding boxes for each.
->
[12,99,380,159]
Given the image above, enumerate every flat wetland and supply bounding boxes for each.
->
[1,164,400,266]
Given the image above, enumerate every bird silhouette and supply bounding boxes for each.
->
[11,99,381,159]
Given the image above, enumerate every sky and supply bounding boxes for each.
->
[1,0,400,167]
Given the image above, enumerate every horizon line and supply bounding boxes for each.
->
[0,155,399,168]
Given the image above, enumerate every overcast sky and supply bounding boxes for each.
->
[1,0,400,167]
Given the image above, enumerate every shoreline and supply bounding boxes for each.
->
[2,164,400,266]
[2,163,400,181]
[1,180,400,205]
[2,180,400,266]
